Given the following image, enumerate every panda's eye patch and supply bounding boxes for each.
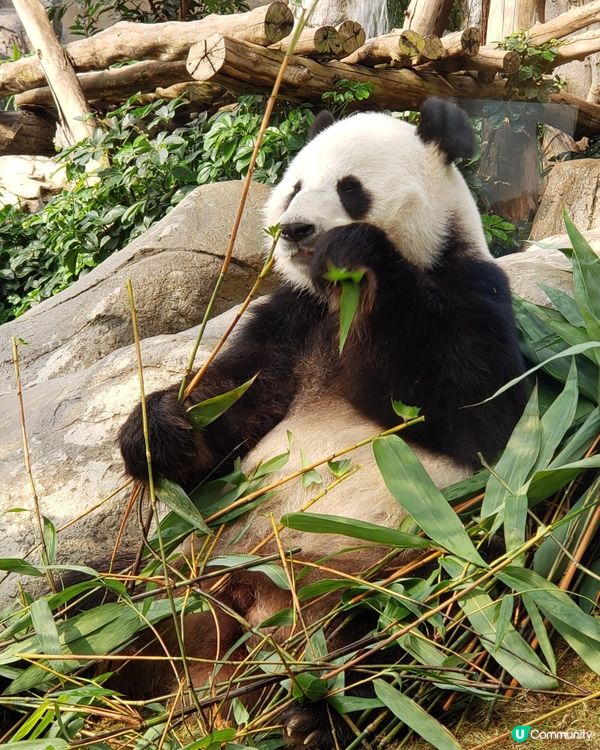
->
[283,180,302,210]
[337,176,371,220]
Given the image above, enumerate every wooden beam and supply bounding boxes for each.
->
[270,26,343,58]
[528,0,600,44]
[11,0,94,145]
[0,2,293,98]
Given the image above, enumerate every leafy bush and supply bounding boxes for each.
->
[0,95,315,323]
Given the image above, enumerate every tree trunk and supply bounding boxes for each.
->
[11,0,95,145]
[485,0,544,43]
[405,0,454,36]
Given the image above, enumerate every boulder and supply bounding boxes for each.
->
[0,180,273,391]
[531,159,600,240]
[0,245,585,609]
[0,155,66,210]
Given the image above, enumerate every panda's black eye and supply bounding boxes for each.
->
[337,176,371,220]
[283,180,302,210]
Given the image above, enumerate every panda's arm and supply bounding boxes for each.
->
[119,286,325,488]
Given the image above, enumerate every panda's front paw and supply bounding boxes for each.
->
[310,223,387,312]
[119,389,210,487]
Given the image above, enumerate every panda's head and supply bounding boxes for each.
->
[265,98,490,292]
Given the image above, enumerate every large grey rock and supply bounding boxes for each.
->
[0,307,238,607]
[0,180,273,391]
[0,247,586,609]
[531,160,600,240]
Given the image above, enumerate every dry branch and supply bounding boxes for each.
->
[404,0,453,37]
[270,26,343,58]
[0,2,293,98]
[0,109,57,155]
[528,0,600,44]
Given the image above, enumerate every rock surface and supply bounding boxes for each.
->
[531,159,600,240]
[0,180,273,391]
[0,155,66,210]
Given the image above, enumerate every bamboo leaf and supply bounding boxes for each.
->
[373,679,463,750]
[534,359,579,472]
[186,374,257,429]
[281,512,430,549]
[373,436,486,567]
[338,279,362,354]
[563,212,600,323]
[155,477,210,535]
[30,599,69,675]
[42,516,57,564]
[493,595,514,653]
[207,555,290,590]
[252,450,289,479]
[482,387,541,529]
[538,283,584,327]
[443,558,557,689]
[503,494,527,562]
[522,593,556,672]
[0,558,43,576]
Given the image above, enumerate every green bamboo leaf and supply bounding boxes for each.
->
[207,555,290,590]
[538,283,584,327]
[563,212,600,323]
[338,279,362,354]
[0,741,69,750]
[0,558,43,576]
[155,477,210,535]
[252,450,289,479]
[443,558,557,689]
[327,695,384,714]
[30,599,69,675]
[578,558,600,615]
[292,672,329,701]
[373,436,486,567]
[300,448,322,488]
[481,387,541,528]
[528,454,600,502]
[493,595,514,653]
[298,578,350,601]
[548,407,599,467]
[187,375,257,429]
[503,493,527,561]
[521,593,556,672]
[495,566,600,643]
[42,516,57,564]
[481,338,600,404]
[373,679,463,750]
[281,512,430,549]
[534,359,579,472]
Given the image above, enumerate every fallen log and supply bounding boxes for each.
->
[270,26,343,58]
[15,60,190,106]
[528,0,600,44]
[335,21,365,56]
[0,109,57,156]
[342,31,443,67]
[440,28,480,57]
[186,35,600,139]
[0,2,293,98]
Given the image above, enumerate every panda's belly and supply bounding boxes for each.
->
[217,394,469,561]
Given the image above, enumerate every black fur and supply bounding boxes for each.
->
[417,97,475,164]
[336,175,372,220]
[121,221,525,487]
[308,110,335,141]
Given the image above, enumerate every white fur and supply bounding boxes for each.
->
[265,112,491,293]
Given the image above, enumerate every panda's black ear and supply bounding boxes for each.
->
[308,110,335,141]
[417,97,475,164]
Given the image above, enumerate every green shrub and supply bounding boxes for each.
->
[0,95,314,323]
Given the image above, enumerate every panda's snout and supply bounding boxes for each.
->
[280,221,316,244]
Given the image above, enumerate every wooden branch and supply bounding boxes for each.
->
[270,26,343,58]
[440,28,480,57]
[11,0,94,145]
[0,110,57,156]
[341,34,410,66]
[0,2,293,98]
[551,28,600,67]
[528,0,600,44]
[397,29,425,57]
[15,60,190,106]
[429,46,520,74]
[335,21,365,56]
[405,0,453,37]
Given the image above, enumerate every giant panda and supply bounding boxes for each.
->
[118,98,526,747]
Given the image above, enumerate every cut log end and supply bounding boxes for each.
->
[336,21,366,55]
[264,1,294,44]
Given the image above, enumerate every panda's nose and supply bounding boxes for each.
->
[280,222,316,243]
